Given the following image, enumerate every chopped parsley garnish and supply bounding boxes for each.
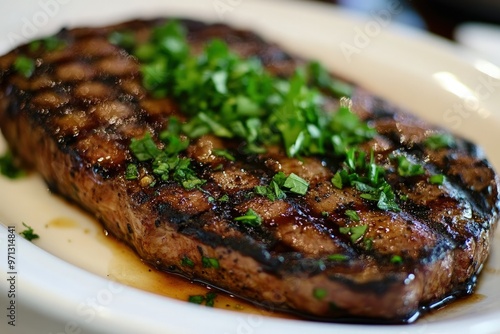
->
[128,129,205,190]
[344,210,360,221]
[20,223,39,242]
[120,21,402,210]
[339,225,368,244]
[327,254,349,262]
[254,172,309,201]
[188,295,205,305]
[204,292,217,307]
[130,133,162,161]
[127,118,204,189]
[331,172,343,189]
[313,288,327,300]
[123,21,374,159]
[307,61,353,98]
[283,173,309,195]
[181,256,195,268]
[125,164,139,180]
[424,133,455,150]
[234,208,262,227]
[201,256,220,269]
[212,148,235,161]
[29,36,66,52]
[360,186,400,212]
[332,149,401,212]
[390,255,403,264]
[363,238,374,251]
[394,155,424,177]
[254,172,287,201]
[218,194,229,202]
[429,174,445,185]
[13,56,35,78]
[188,291,217,307]
[0,151,26,179]
[329,102,377,156]
[171,157,206,190]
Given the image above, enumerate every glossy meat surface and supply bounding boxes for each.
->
[0,19,498,322]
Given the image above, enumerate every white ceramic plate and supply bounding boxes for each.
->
[1,0,500,333]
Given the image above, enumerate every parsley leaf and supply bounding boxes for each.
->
[218,194,229,202]
[424,133,455,150]
[20,223,39,242]
[188,295,205,305]
[390,255,403,264]
[188,292,217,307]
[307,61,353,98]
[327,254,349,262]
[0,151,26,179]
[181,256,195,268]
[254,172,309,200]
[130,133,162,161]
[125,164,139,180]
[235,208,262,227]
[429,174,445,185]
[13,56,35,78]
[212,149,236,161]
[283,173,309,195]
[332,149,400,212]
[364,238,374,251]
[329,105,377,155]
[394,155,425,177]
[331,172,343,189]
[204,291,217,307]
[339,225,368,243]
[313,288,327,300]
[202,256,220,269]
[129,131,205,189]
[344,210,360,221]
[29,36,66,52]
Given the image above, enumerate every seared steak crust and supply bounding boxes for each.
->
[0,19,498,322]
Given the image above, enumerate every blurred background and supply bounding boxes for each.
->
[316,0,500,65]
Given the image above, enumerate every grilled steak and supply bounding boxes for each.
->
[0,18,498,323]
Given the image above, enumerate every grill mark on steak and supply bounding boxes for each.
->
[0,18,498,323]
